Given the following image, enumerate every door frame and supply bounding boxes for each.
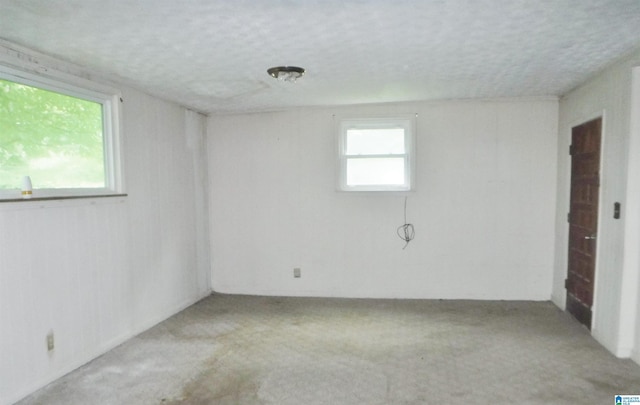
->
[565,110,606,331]
[623,66,640,361]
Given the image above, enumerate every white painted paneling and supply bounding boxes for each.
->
[553,48,640,359]
[208,99,558,300]
[123,89,204,330]
[0,45,211,405]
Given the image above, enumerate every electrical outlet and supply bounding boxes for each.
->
[46,331,54,352]
[294,268,301,278]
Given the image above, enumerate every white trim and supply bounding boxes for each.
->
[592,111,606,334]
[620,66,640,361]
[337,115,416,192]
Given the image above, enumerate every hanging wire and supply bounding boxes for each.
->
[397,196,415,249]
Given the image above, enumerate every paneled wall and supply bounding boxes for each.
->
[208,99,558,300]
[553,48,640,359]
[0,45,210,405]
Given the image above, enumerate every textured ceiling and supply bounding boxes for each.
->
[1,0,640,114]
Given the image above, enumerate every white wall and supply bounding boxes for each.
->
[552,48,640,359]
[208,99,558,300]
[629,66,640,364]
[0,44,210,405]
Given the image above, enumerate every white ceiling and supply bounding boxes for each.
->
[1,0,640,114]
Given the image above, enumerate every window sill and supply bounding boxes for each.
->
[0,193,127,203]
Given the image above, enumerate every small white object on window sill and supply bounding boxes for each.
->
[21,176,32,199]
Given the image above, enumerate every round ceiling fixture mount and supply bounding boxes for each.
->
[267,66,305,82]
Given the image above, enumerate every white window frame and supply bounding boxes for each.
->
[0,64,124,200]
[338,116,416,192]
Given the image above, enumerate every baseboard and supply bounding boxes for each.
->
[550,293,565,310]
[615,346,633,359]
[129,290,213,338]
[211,285,555,302]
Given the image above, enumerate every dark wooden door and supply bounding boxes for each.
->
[566,117,601,329]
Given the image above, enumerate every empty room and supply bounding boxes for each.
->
[2,1,640,404]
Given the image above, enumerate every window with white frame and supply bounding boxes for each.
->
[0,64,123,199]
[338,117,415,191]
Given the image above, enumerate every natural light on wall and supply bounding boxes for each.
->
[338,117,415,191]
[0,64,122,199]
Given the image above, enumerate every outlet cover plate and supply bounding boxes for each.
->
[46,332,54,351]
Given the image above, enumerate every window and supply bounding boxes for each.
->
[0,64,122,199]
[338,117,415,191]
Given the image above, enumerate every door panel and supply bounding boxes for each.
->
[566,117,601,329]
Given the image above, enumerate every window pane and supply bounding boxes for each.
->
[0,78,105,189]
[346,128,405,155]
[346,158,405,186]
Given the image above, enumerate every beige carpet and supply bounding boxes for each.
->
[16,294,640,404]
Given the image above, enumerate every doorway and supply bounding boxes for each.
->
[566,117,602,329]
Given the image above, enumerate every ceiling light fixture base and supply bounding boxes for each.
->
[267,66,305,82]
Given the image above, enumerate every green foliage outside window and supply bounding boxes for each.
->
[0,78,105,190]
